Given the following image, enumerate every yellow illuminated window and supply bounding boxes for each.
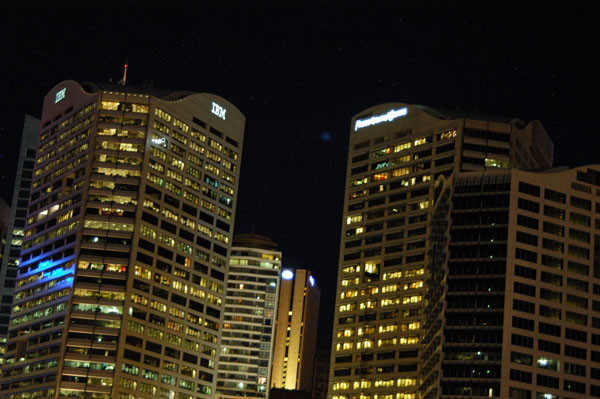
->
[341,277,359,286]
[382,284,398,293]
[364,262,378,274]
[359,300,377,310]
[394,142,411,152]
[383,271,402,280]
[339,303,356,313]
[346,215,363,225]
[392,167,410,177]
[351,177,368,186]
[101,101,120,110]
[397,378,416,387]
[342,265,360,274]
[403,295,422,304]
[372,172,388,181]
[378,324,398,333]
[485,158,509,168]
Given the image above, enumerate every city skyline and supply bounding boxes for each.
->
[1,2,597,348]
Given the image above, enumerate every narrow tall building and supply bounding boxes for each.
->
[422,166,600,399]
[0,114,39,349]
[271,269,320,393]
[329,103,553,399]
[0,80,245,399]
[217,234,282,399]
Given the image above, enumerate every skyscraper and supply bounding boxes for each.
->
[271,269,320,393]
[422,166,600,399]
[0,80,245,399]
[329,103,553,399]
[0,114,39,349]
[217,234,282,399]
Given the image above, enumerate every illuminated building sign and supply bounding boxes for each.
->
[354,107,407,131]
[211,102,226,120]
[55,88,66,104]
[281,270,294,280]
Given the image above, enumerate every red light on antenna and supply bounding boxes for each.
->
[124,64,128,68]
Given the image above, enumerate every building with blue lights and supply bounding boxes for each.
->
[271,268,320,393]
[217,234,282,399]
[0,80,245,399]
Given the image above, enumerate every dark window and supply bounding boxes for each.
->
[518,182,540,197]
[538,339,560,354]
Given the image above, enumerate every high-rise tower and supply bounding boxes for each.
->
[328,103,553,399]
[422,166,600,399]
[271,269,320,393]
[0,80,245,399]
[217,234,282,398]
[0,114,39,349]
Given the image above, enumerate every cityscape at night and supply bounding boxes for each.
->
[0,2,598,399]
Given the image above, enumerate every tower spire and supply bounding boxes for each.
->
[120,61,128,85]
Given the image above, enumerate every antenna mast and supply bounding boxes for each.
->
[120,62,128,85]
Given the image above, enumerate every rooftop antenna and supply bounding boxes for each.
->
[119,61,128,85]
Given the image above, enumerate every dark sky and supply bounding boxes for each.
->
[0,1,597,348]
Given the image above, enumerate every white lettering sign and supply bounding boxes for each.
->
[354,107,407,131]
[211,102,226,120]
[55,88,66,104]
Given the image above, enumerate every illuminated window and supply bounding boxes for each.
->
[155,108,172,122]
[353,379,372,389]
[101,101,120,110]
[356,339,373,349]
[399,336,418,345]
[372,172,388,181]
[394,142,411,152]
[351,177,369,186]
[379,324,398,333]
[380,297,400,307]
[359,300,377,310]
[347,214,363,225]
[485,158,509,168]
[341,278,359,287]
[364,262,378,274]
[413,138,428,147]
[357,325,375,335]
[374,379,395,388]
[383,271,402,280]
[392,167,410,177]
[402,295,422,304]
[382,284,398,293]
[397,378,416,387]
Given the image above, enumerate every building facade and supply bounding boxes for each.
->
[0,80,245,399]
[0,114,39,348]
[328,103,554,399]
[422,166,600,399]
[217,234,282,399]
[271,269,320,393]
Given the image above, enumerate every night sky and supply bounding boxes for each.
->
[1,2,597,348]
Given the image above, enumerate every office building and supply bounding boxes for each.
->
[422,166,600,399]
[0,80,245,399]
[0,114,39,349]
[312,349,330,399]
[329,103,554,399]
[217,234,282,399]
[271,269,320,393]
